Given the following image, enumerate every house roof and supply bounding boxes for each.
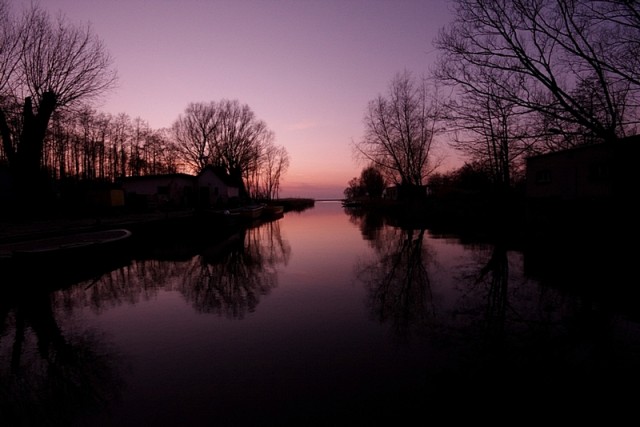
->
[198,165,237,187]
[119,166,239,188]
[119,173,195,182]
[526,134,640,163]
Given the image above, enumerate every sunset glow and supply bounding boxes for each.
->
[14,0,456,199]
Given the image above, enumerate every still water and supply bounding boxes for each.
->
[2,201,639,425]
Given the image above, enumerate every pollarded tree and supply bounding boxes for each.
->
[0,1,117,211]
[355,71,443,188]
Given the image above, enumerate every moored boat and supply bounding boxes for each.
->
[262,204,284,218]
[0,228,133,262]
[203,208,242,226]
[0,228,133,290]
[237,204,265,219]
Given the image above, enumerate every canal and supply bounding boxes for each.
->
[1,201,638,425]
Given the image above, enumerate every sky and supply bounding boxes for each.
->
[14,0,460,199]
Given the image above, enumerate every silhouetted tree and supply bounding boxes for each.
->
[248,141,289,200]
[355,70,443,187]
[41,108,182,194]
[343,165,386,200]
[0,1,117,213]
[171,101,218,173]
[344,176,365,200]
[434,0,640,147]
[440,75,533,193]
[360,165,385,199]
[172,99,276,198]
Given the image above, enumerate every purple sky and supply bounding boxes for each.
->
[16,0,458,199]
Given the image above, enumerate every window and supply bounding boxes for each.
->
[535,170,551,184]
[588,162,609,182]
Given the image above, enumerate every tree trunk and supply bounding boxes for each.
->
[13,92,58,216]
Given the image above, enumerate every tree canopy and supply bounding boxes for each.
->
[172,99,288,199]
[435,0,640,145]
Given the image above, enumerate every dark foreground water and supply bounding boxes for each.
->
[2,201,639,425]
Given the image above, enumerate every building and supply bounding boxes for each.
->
[120,166,239,211]
[382,184,428,201]
[525,136,640,225]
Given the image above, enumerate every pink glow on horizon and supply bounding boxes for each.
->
[14,0,459,199]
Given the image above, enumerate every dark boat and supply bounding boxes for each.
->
[236,203,265,219]
[0,228,133,262]
[0,228,133,289]
[262,204,284,218]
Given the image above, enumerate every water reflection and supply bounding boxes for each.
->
[345,205,386,241]
[2,204,640,424]
[0,216,290,425]
[0,286,125,426]
[347,206,640,409]
[181,221,291,317]
[354,225,434,341]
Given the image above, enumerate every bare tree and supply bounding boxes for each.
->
[172,101,218,173]
[172,99,276,198]
[442,72,534,191]
[146,128,182,175]
[253,141,289,200]
[110,112,131,178]
[434,0,640,147]
[355,71,443,188]
[214,99,272,198]
[42,108,180,186]
[0,1,117,212]
[0,1,19,98]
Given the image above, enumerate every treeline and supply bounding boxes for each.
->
[349,0,640,203]
[44,110,181,182]
[0,1,288,218]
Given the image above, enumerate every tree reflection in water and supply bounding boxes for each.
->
[346,205,386,242]
[0,283,125,426]
[75,219,291,319]
[0,217,291,425]
[181,220,291,318]
[346,204,640,411]
[456,243,510,348]
[349,207,435,341]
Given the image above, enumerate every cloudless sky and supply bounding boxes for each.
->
[15,0,459,199]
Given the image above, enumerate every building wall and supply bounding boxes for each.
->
[121,174,195,209]
[526,143,614,200]
[525,138,640,227]
[121,170,239,210]
[197,168,239,206]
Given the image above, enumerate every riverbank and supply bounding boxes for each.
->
[0,210,197,244]
[0,198,316,244]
